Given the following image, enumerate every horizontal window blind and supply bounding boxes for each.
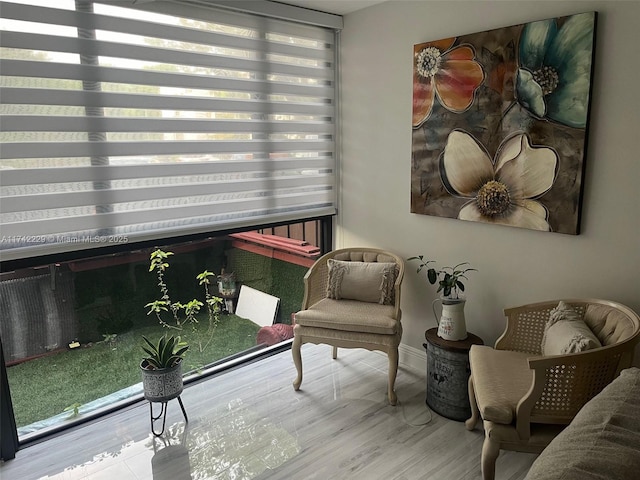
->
[0,0,337,262]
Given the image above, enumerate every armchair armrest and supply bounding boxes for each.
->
[514,342,632,439]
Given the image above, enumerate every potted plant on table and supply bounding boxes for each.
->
[408,255,476,340]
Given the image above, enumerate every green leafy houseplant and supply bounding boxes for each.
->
[408,255,476,300]
[143,248,223,356]
[141,334,189,370]
[145,249,222,332]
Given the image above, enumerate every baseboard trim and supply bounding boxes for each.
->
[399,343,426,374]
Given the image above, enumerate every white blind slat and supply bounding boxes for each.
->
[0,84,335,114]
[1,31,334,80]
[1,2,334,60]
[1,116,335,134]
[2,191,334,237]
[0,60,335,100]
[2,158,334,184]
[1,139,334,159]
[2,174,334,211]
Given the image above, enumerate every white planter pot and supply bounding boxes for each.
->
[432,297,468,341]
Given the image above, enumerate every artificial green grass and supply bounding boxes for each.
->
[6,314,260,429]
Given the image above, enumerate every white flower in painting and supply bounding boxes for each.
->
[441,130,558,231]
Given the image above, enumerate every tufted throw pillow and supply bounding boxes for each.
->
[326,259,396,305]
[541,301,602,355]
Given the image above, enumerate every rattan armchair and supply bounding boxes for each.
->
[465,299,640,480]
[292,248,404,405]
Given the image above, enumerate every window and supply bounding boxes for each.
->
[2,223,320,442]
[0,0,337,264]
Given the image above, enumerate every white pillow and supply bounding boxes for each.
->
[326,259,396,305]
[541,301,602,355]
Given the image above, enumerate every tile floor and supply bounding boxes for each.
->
[0,344,537,479]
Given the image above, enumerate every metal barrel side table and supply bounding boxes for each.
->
[424,328,483,421]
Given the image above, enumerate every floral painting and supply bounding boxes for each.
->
[411,12,597,234]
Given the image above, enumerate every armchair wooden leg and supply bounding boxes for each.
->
[481,435,500,480]
[332,346,338,359]
[292,335,303,391]
[465,375,480,431]
[388,348,398,406]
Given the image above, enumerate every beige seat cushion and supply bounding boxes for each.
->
[293,324,402,347]
[294,298,397,335]
[470,345,533,424]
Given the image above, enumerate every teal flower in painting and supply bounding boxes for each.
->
[515,12,595,128]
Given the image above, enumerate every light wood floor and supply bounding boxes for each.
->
[0,344,537,479]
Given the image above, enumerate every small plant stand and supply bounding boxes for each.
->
[149,396,188,437]
[141,359,188,436]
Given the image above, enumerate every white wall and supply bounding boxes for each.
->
[337,0,640,362]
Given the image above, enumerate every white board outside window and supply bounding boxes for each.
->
[235,285,280,327]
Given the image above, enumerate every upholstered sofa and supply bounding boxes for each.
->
[465,299,640,480]
[525,366,640,480]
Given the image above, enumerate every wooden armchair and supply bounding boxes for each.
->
[465,299,640,480]
[292,248,404,405]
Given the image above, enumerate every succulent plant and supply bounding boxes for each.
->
[141,334,189,370]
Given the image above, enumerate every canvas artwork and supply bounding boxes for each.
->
[411,12,597,235]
